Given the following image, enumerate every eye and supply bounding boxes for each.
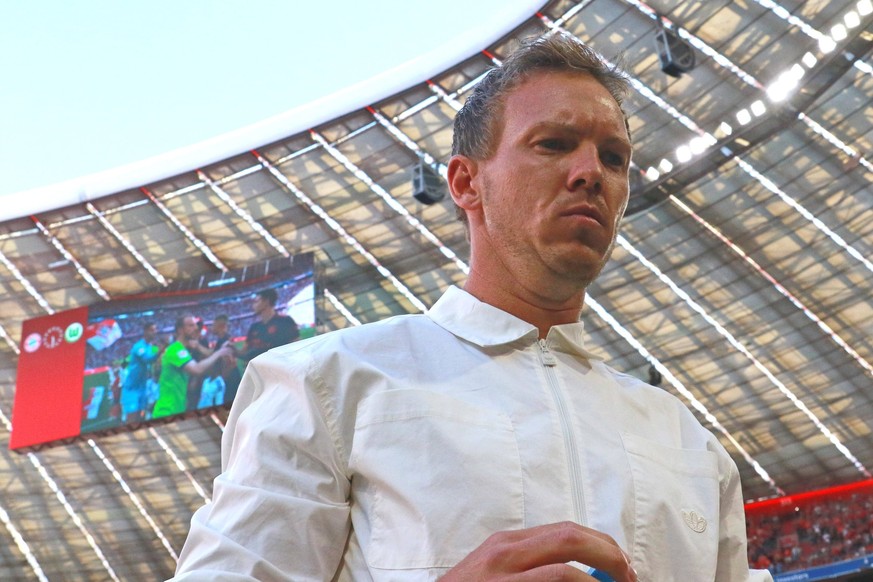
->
[601,150,626,167]
[536,138,572,152]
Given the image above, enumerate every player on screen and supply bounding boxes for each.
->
[238,288,299,361]
[119,322,162,423]
[152,315,233,419]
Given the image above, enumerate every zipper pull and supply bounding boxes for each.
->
[538,339,557,367]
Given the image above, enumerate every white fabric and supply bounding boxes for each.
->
[173,286,772,582]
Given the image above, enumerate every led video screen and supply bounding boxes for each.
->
[11,253,316,450]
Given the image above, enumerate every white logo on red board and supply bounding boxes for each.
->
[43,326,64,349]
[23,333,42,353]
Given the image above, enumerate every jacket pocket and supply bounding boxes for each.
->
[621,432,720,581]
[350,389,524,569]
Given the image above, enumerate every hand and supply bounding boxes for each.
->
[439,522,637,582]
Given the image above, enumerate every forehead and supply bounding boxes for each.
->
[500,71,628,138]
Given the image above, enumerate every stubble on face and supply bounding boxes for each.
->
[472,72,630,303]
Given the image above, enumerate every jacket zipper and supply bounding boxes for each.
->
[538,339,588,527]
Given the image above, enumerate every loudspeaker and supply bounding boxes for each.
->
[655,27,696,78]
[411,161,447,205]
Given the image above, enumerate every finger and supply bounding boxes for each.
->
[513,563,596,581]
[510,523,635,582]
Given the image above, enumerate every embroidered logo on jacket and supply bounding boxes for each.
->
[681,509,707,533]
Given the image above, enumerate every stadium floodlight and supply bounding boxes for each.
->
[845,10,861,27]
[659,158,673,173]
[689,136,708,155]
[819,35,837,53]
[751,100,767,116]
[766,68,803,102]
[676,144,692,163]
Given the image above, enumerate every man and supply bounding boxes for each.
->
[174,35,771,581]
[198,314,242,408]
[119,322,162,423]
[152,315,234,419]
[239,288,300,362]
[209,314,233,350]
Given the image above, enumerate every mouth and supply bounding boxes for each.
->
[560,204,605,226]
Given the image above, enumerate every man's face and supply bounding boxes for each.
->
[144,325,157,342]
[213,319,228,337]
[180,317,200,342]
[252,295,267,315]
[469,71,631,292]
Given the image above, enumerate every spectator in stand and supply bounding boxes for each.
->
[152,315,233,419]
[238,289,299,362]
[746,488,873,574]
[120,322,163,423]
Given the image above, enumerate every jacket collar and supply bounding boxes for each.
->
[427,286,602,361]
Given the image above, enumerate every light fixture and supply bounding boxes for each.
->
[859,0,873,16]
[717,122,733,137]
[411,160,447,204]
[831,23,848,41]
[645,167,660,181]
[845,10,861,27]
[802,52,818,68]
[737,108,752,125]
[659,158,673,173]
[751,100,767,116]
[766,69,802,102]
[676,145,692,163]
[767,84,790,102]
[819,36,837,53]
[654,23,697,77]
[689,136,707,154]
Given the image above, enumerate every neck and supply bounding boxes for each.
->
[259,308,276,323]
[463,268,586,339]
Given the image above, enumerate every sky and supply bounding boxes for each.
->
[0,0,538,213]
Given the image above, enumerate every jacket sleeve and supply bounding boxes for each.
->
[715,450,774,582]
[171,350,351,581]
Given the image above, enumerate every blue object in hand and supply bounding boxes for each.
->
[589,568,615,582]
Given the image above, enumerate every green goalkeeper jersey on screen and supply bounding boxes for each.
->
[152,341,194,419]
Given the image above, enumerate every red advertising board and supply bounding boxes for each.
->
[11,307,89,449]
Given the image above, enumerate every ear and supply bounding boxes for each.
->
[447,154,482,215]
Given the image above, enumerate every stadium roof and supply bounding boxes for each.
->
[0,0,871,579]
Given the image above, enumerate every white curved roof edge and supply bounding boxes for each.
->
[5,1,545,223]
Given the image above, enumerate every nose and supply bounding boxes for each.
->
[567,142,603,194]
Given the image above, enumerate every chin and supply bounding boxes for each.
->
[550,258,604,288]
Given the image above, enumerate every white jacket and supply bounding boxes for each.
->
[174,286,772,581]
